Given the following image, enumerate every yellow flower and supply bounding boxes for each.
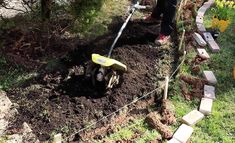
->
[225,1,230,5]
[219,3,224,8]
[228,3,233,8]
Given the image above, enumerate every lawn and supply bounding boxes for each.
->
[170,6,235,143]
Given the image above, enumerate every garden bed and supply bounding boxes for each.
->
[5,21,176,142]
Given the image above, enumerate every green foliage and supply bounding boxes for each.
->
[0,57,37,90]
[109,127,134,141]
[69,0,105,33]
[100,119,161,143]
[0,18,16,31]
[211,0,235,20]
[135,130,159,143]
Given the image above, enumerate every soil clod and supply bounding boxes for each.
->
[180,74,208,100]
[145,112,173,139]
[161,99,176,125]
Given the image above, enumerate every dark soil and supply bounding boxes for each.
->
[0,17,76,70]
[7,21,166,141]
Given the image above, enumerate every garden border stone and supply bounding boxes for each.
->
[197,48,210,59]
[203,71,217,85]
[182,110,205,126]
[173,124,194,143]
[199,98,213,115]
[204,85,216,100]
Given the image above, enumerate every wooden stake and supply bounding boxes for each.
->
[176,0,185,21]
[179,29,186,51]
[164,76,169,100]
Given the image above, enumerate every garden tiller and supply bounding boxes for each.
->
[91,1,147,88]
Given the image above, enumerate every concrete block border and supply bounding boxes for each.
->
[170,0,221,142]
[203,70,217,85]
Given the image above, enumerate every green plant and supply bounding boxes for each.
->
[212,0,234,20]
[69,0,105,33]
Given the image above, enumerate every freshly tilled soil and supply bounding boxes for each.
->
[7,21,167,141]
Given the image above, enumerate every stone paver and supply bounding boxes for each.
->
[193,32,207,47]
[196,15,204,24]
[203,1,213,9]
[197,48,210,59]
[208,40,220,52]
[197,6,208,16]
[182,110,204,126]
[196,23,206,33]
[203,71,217,85]
[203,32,214,41]
[204,85,216,100]
[167,138,181,143]
[173,124,193,143]
[208,0,215,5]
[199,98,213,115]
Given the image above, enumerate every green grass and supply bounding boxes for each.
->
[76,0,130,38]
[0,57,37,90]
[170,7,235,143]
[99,118,161,143]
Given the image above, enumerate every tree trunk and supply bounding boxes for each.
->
[41,0,52,21]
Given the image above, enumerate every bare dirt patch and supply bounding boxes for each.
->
[6,21,174,142]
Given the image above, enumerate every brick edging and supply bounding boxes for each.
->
[168,0,220,142]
